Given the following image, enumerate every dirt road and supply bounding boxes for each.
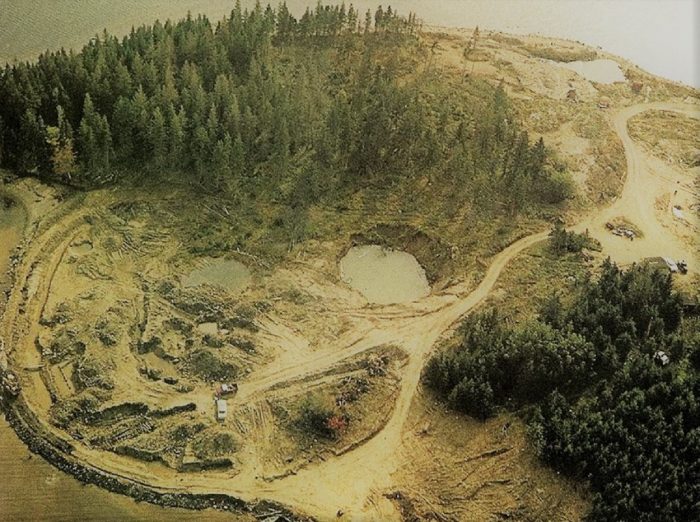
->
[575,102,699,271]
[2,101,697,521]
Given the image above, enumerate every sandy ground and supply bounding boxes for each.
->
[2,30,698,522]
[573,102,699,271]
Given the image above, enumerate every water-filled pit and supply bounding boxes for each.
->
[183,258,251,293]
[553,58,625,84]
[340,245,431,305]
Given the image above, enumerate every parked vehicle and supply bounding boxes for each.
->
[216,383,238,398]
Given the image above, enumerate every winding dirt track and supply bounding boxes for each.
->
[2,102,698,521]
[573,102,699,270]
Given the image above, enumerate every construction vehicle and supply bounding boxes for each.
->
[216,382,238,398]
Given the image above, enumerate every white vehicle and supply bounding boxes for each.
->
[215,399,228,421]
[662,257,679,273]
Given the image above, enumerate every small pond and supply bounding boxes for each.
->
[340,245,431,305]
[554,58,625,84]
[183,258,251,293]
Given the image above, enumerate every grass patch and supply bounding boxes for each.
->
[522,45,597,63]
[628,110,700,168]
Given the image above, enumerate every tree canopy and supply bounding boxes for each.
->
[0,2,566,220]
[425,261,699,520]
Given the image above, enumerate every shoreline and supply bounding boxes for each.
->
[1,7,695,88]
[422,24,697,91]
[0,394,312,521]
[0,180,311,521]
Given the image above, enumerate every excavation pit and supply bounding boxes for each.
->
[339,245,431,305]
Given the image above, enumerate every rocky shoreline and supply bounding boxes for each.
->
[0,183,311,521]
[0,395,312,521]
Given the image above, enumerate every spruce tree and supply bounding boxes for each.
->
[78,93,112,179]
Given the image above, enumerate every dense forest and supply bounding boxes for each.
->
[425,259,699,520]
[0,1,568,225]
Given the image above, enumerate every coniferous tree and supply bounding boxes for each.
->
[47,105,77,181]
[212,133,233,189]
[78,94,112,178]
[167,104,187,169]
[364,9,372,34]
[0,1,553,212]
[17,109,50,174]
[111,96,135,163]
[374,6,384,32]
[149,107,167,169]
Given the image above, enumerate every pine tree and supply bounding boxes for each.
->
[167,104,187,169]
[374,6,384,32]
[47,105,77,181]
[111,61,133,100]
[17,109,51,174]
[347,4,358,33]
[111,96,135,163]
[297,8,308,38]
[159,65,179,108]
[149,107,167,170]
[78,93,112,179]
[0,116,4,166]
[272,110,290,174]
[364,9,372,34]
[212,133,233,189]
[530,137,546,177]
[206,103,221,150]
[191,124,209,182]
[231,131,245,177]
[131,86,151,163]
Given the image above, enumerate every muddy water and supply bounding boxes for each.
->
[184,258,251,292]
[553,58,626,84]
[340,245,430,305]
[0,197,241,521]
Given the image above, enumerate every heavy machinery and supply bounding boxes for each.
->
[216,383,238,398]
